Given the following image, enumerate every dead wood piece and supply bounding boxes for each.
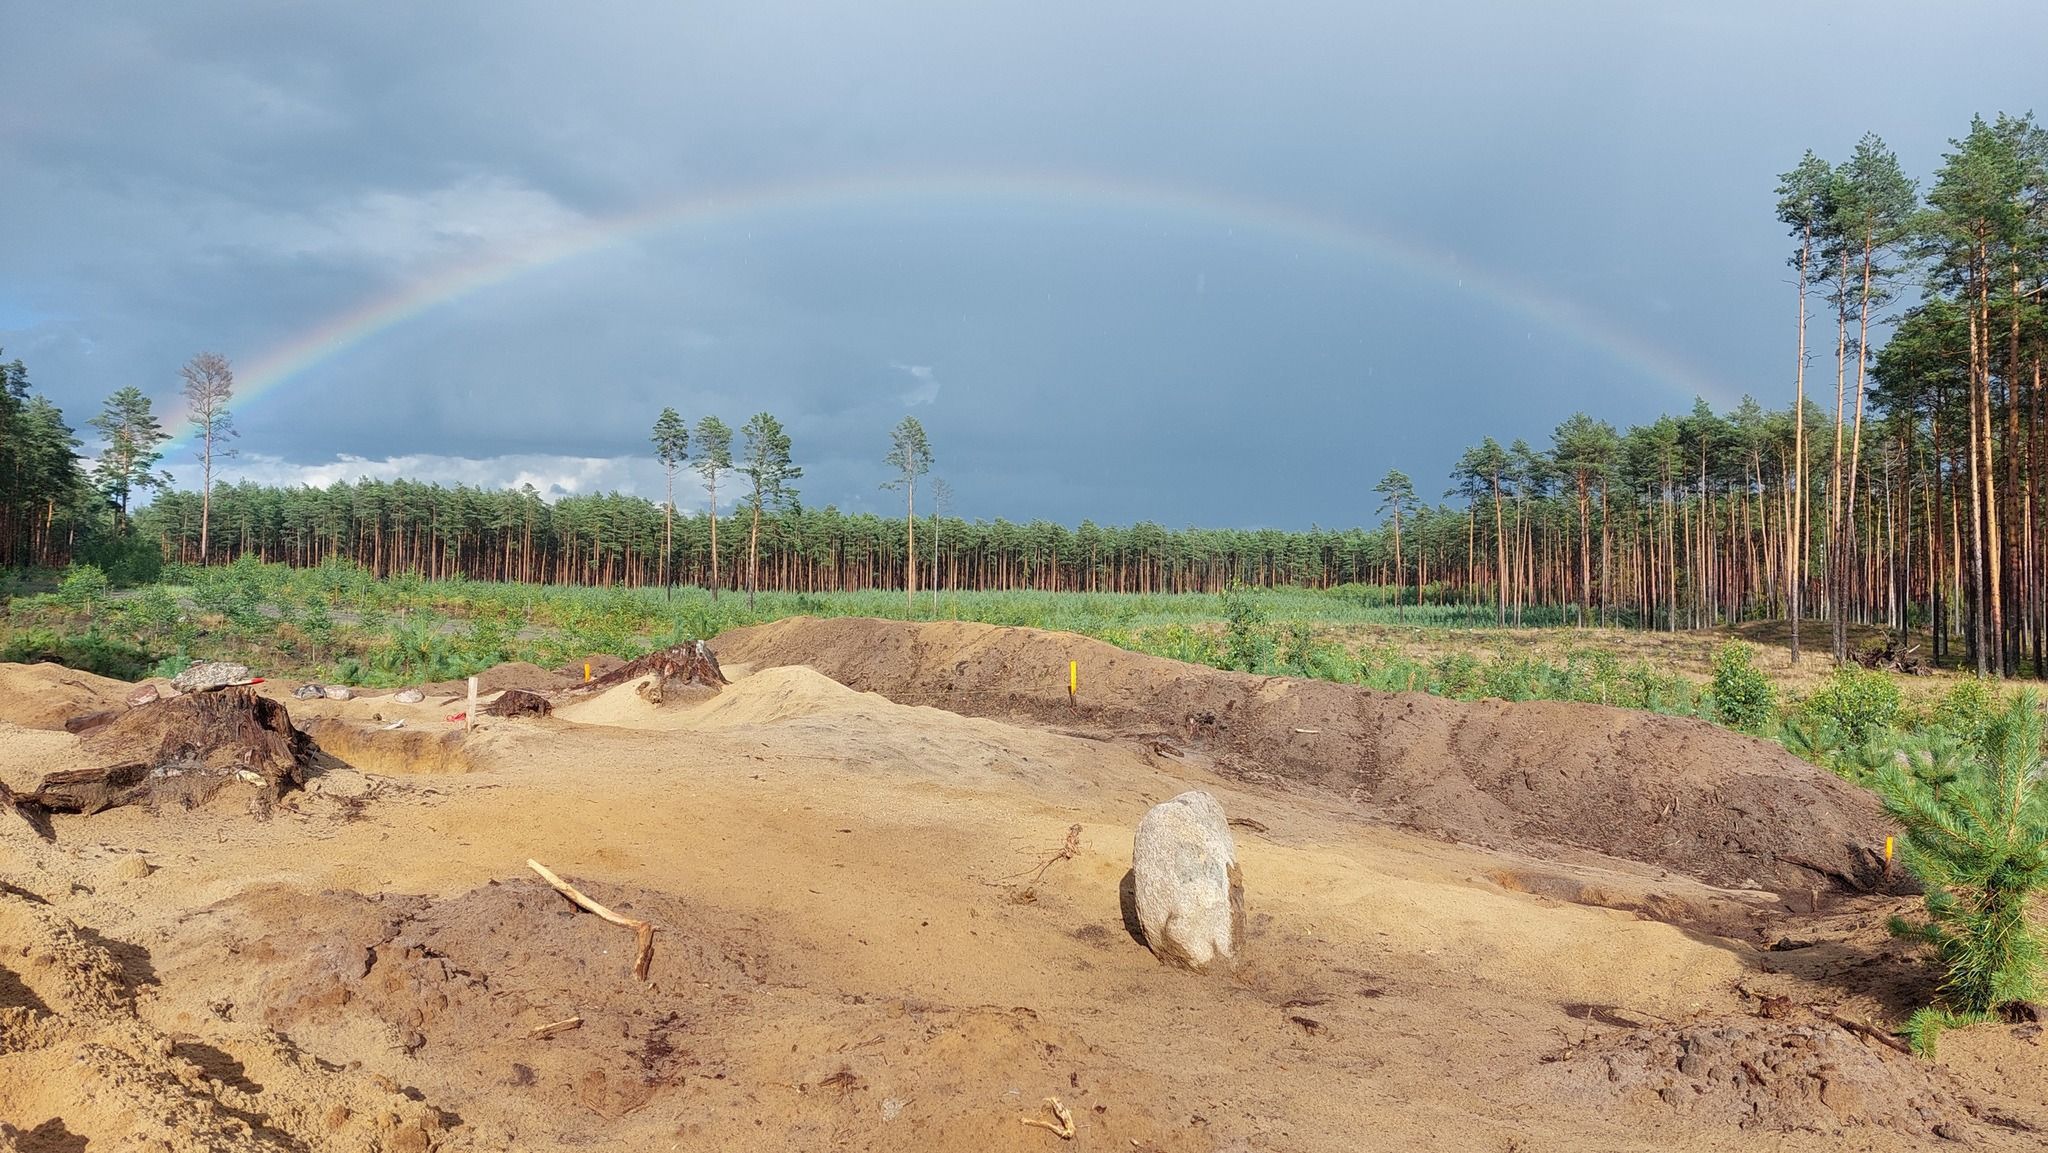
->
[25,763,154,815]
[1019,1096,1075,1140]
[527,859,656,981]
[483,689,553,718]
[529,1016,584,1039]
[1818,1009,1916,1056]
[62,709,121,735]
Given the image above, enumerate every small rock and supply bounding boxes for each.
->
[323,685,355,701]
[111,854,153,880]
[1131,790,1245,971]
[126,684,161,707]
[394,689,425,704]
[293,683,326,700]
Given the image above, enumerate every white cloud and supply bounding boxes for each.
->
[165,451,685,506]
[222,175,587,272]
[889,361,940,406]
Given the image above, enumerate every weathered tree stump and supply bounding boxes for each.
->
[569,641,728,704]
[26,687,316,815]
[482,688,553,718]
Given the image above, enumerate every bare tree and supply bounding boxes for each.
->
[180,352,237,563]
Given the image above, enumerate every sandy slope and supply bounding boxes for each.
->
[1,645,2043,1151]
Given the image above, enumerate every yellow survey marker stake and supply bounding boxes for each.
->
[584,661,592,683]
[1068,660,1078,709]
[1885,836,1894,862]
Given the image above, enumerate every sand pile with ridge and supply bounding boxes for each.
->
[714,617,1891,895]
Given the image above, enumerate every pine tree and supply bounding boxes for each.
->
[1550,413,1618,627]
[180,352,237,564]
[738,412,800,610]
[883,415,934,615]
[650,407,689,591]
[1777,151,1833,666]
[1372,468,1415,620]
[1879,690,2048,1054]
[692,416,732,600]
[88,387,170,533]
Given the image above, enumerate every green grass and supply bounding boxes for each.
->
[2,560,2033,781]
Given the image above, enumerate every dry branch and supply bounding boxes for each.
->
[527,858,655,981]
[528,1016,584,1039]
[1000,824,1083,886]
[1019,1096,1075,1140]
[1818,1009,1915,1056]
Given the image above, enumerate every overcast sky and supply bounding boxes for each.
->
[3,2,2042,528]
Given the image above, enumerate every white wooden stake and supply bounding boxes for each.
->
[466,676,477,733]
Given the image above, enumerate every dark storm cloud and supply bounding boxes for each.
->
[4,1,2043,527]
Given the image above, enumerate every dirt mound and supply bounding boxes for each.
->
[557,653,629,682]
[0,662,133,729]
[215,878,774,1136]
[714,617,1890,895]
[1532,1010,2007,1140]
[420,660,570,698]
[160,877,1206,1150]
[0,887,450,1153]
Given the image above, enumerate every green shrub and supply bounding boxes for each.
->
[1929,678,2000,749]
[1219,585,1272,673]
[1709,642,1777,732]
[114,583,183,647]
[1429,651,1481,696]
[56,564,111,620]
[0,628,157,680]
[1800,665,1901,745]
[1879,691,2048,1055]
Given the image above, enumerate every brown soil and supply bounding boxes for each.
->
[715,617,1891,896]
[1530,1008,2009,1140]
[557,653,630,683]
[2,634,2041,1153]
[419,661,571,698]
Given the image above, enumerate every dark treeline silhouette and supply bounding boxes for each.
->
[0,350,96,568]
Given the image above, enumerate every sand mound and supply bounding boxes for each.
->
[685,664,897,728]
[0,662,133,729]
[554,664,956,738]
[0,887,450,1153]
[714,617,1890,894]
[1531,1010,2008,1140]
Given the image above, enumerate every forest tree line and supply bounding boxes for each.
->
[2,111,2045,675]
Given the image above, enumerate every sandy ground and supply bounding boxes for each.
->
[2,629,2045,1152]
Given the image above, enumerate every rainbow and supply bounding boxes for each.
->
[162,169,1726,447]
